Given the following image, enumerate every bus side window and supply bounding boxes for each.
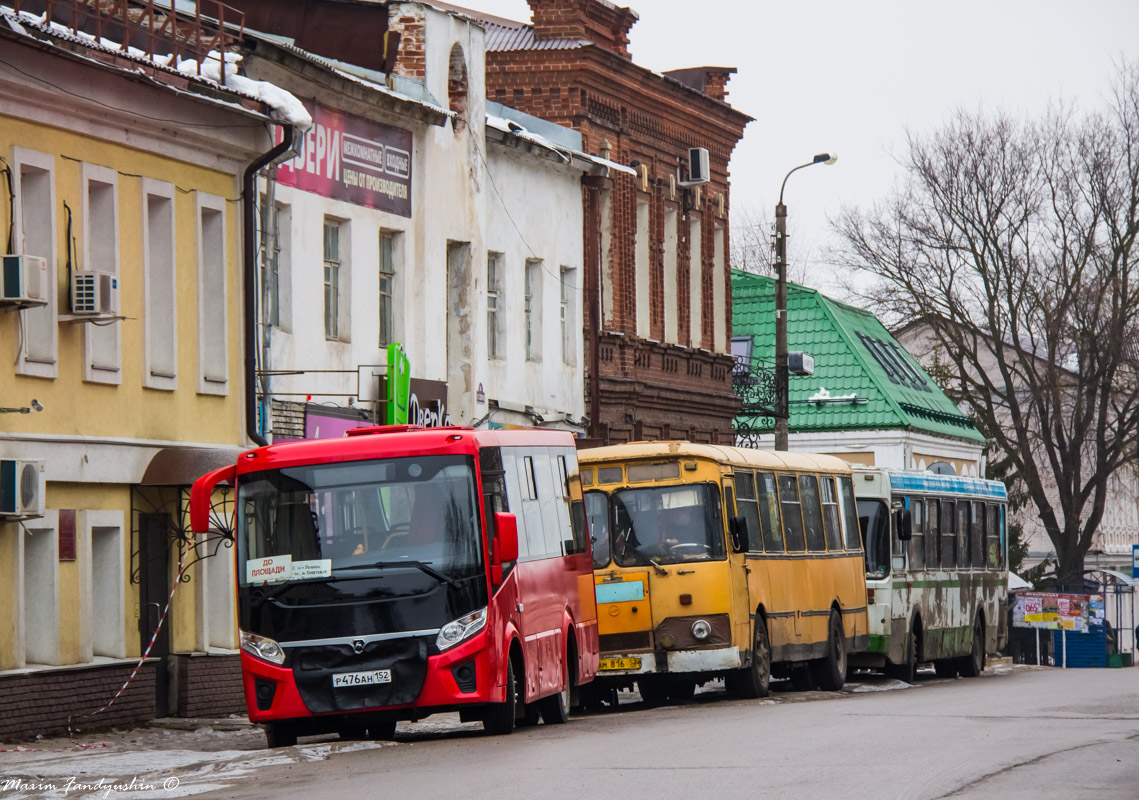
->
[734,471,766,553]
[585,490,611,570]
[777,473,806,552]
[926,499,939,569]
[819,477,843,551]
[838,476,861,551]
[956,501,970,568]
[971,501,985,569]
[757,472,785,553]
[986,503,1000,569]
[799,474,827,553]
[909,498,925,570]
[941,499,957,568]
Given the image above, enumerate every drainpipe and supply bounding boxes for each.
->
[243,126,295,447]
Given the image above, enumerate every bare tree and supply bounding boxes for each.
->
[833,61,1139,586]
[730,204,813,284]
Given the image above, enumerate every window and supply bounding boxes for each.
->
[487,252,501,359]
[956,501,970,567]
[560,267,575,365]
[777,473,806,552]
[83,164,120,383]
[799,474,826,552]
[734,471,762,552]
[525,259,542,361]
[941,500,957,569]
[756,471,784,553]
[689,215,702,347]
[143,179,177,389]
[663,207,679,343]
[838,476,862,551]
[909,498,925,570]
[22,511,60,665]
[15,148,58,378]
[600,188,614,326]
[926,499,940,568]
[819,477,842,551]
[197,193,227,394]
[971,501,986,568]
[86,510,126,659]
[268,202,292,330]
[586,491,611,569]
[323,219,341,340]
[204,536,235,649]
[379,231,395,346]
[713,223,726,353]
[635,198,650,337]
[987,504,1002,569]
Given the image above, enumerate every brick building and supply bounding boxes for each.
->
[470,0,753,445]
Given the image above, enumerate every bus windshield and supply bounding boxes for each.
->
[237,454,483,586]
[611,483,724,566]
[857,499,890,579]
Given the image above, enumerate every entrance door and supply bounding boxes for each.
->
[138,513,171,717]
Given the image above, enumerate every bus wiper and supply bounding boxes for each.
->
[629,548,668,576]
[337,560,460,588]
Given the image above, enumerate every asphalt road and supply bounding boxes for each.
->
[216,666,1139,800]
[3,665,1136,799]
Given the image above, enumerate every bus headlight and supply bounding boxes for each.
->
[437,608,488,652]
[240,630,286,665]
[691,620,712,640]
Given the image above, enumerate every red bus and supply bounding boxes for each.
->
[190,426,598,746]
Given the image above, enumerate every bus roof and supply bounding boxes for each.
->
[853,466,1009,499]
[236,427,576,472]
[578,441,853,474]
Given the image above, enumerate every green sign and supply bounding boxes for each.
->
[384,344,411,425]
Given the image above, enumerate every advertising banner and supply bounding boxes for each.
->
[277,102,413,217]
[1012,592,1101,632]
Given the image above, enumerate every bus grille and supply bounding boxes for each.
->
[600,632,652,653]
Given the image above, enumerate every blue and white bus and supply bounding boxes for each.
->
[852,469,1008,680]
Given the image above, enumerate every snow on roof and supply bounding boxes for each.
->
[485,113,635,176]
[1,5,310,130]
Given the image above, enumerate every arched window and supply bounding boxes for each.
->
[448,43,467,131]
[928,461,957,476]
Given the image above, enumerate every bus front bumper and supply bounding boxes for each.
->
[597,646,742,677]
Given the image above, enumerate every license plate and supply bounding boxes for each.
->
[599,657,642,671]
[332,669,392,687]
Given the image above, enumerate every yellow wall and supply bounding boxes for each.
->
[2,114,245,446]
[832,452,875,467]
[913,452,977,477]
[0,522,18,670]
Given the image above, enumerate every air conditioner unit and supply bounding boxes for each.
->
[72,270,119,315]
[1,255,49,308]
[0,459,45,519]
[688,147,711,184]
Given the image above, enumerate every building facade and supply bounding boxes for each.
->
[0,4,304,738]
[476,0,753,445]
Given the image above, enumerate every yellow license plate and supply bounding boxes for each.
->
[599,657,642,671]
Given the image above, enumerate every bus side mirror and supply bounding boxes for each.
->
[190,465,236,533]
[729,515,750,553]
[493,512,519,564]
[896,508,913,541]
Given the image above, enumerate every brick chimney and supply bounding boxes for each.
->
[527,0,638,58]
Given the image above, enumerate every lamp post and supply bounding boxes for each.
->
[773,153,836,451]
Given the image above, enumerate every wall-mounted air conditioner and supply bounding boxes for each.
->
[72,270,119,316]
[0,459,45,519]
[688,147,710,184]
[1,255,49,308]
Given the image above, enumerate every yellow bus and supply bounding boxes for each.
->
[579,442,868,702]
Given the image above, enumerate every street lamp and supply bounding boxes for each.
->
[773,153,836,451]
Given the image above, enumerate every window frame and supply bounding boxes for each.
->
[82,162,121,384]
[487,251,502,359]
[142,177,178,390]
[14,147,59,379]
[196,191,228,395]
[378,230,396,347]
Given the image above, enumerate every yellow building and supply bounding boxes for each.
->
[0,6,301,739]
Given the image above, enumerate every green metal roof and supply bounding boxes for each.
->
[731,270,984,443]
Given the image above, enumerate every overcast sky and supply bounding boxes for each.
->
[469,0,1139,294]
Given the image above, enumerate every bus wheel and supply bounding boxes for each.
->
[483,658,519,735]
[539,684,570,724]
[934,660,958,679]
[733,616,771,699]
[638,676,670,706]
[264,722,297,749]
[888,623,919,683]
[812,610,848,691]
[367,719,397,740]
[958,616,985,678]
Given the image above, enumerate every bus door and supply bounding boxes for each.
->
[721,475,753,653]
